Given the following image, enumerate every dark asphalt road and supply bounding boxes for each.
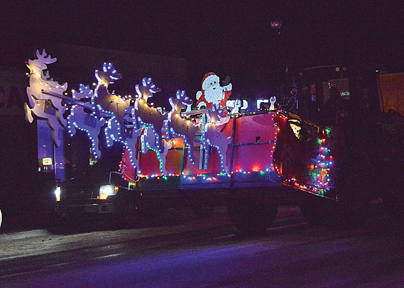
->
[1,207,403,287]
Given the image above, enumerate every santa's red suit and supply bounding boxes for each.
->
[195,72,232,110]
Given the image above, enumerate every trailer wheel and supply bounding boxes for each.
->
[227,197,278,235]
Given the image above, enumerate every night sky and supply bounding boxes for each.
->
[2,0,404,94]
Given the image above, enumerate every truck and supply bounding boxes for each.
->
[24,49,284,229]
[24,49,404,234]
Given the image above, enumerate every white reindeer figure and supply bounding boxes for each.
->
[92,63,131,139]
[165,90,199,163]
[134,77,168,153]
[67,84,105,158]
[25,49,68,147]
[202,106,232,172]
[105,106,143,169]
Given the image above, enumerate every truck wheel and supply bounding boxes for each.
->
[47,213,76,234]
[116,198,142,228]
[227,197,278,235]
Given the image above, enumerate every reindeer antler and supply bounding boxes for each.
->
[102,63,122,81]
[36,49,57,64]
[175,90,192,105]
[207,104,227,123]
[95,63,123,85]
[135,77,161,101]
[72,84,93,99]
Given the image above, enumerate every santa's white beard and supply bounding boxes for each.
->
[204,87,224,103]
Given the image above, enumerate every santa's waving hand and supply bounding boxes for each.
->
[195,73,232,110]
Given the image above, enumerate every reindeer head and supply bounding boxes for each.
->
[95,63,122,86]
[72,84,93,99]
[169,90,192,113]
[135,77,161,103]
[27,49,57,77]
[206,104,226,124]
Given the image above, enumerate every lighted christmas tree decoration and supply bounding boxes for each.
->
[25,49,68,147]
[310,129,334,190]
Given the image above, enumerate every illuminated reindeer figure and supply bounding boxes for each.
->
[165,90,199,163]
[134,77,168,153]
[92,63,130,139]
[140,127,173,176]
[105,106,143,169]
[25,49,68,147]
[202,105,232,172]
[67,84,105,158]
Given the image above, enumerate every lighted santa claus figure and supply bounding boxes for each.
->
[195,72,232,110]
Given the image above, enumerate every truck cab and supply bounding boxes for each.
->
[271,65,404,228]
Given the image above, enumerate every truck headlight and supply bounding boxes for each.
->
[55,187,61,202]
[99,185,118,200]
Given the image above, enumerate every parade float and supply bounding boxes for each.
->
[24,50,404,233]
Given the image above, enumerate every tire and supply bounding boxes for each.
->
[115,193,142,228]
[47,212,76,234]
[118,207,140,228]
[227,196,278,235]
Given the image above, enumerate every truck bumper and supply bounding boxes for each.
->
[55,201,115,217]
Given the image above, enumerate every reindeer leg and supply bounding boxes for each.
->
[47,117,62,147]
[89,129,101,158]
[26,87,35,108]
[52,99,66,127]
[219,146,228,172]
[154,123,165,154]
[57,110,67,127]
[24,102,34,123]
[67,116,77,136]
[186,136,196,163]
[126,129,142,169]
